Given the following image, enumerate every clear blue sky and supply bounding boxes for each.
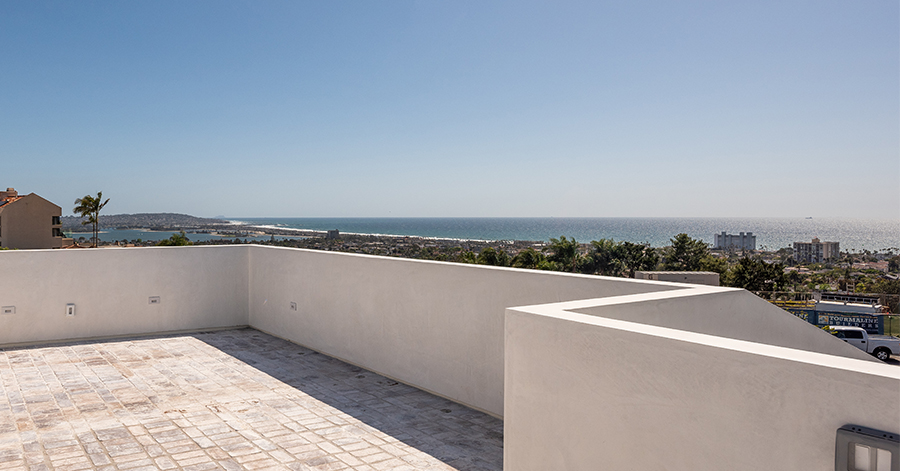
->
[2,1,897,218]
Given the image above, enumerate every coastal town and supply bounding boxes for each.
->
[3,188,897,336]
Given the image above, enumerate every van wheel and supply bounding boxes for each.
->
[873,348,891,361]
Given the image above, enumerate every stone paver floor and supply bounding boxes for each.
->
[0,329,502,471]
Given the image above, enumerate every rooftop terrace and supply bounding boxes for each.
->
[0,329,502,471]
[1,245,897,470]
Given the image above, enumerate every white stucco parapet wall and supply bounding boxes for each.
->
[0,246,249,347]
[246,244,694,417]
[505,289,900,470]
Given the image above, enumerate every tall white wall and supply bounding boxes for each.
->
[247,245,685,417]
[504,307,900,471]
[0,246,249,345]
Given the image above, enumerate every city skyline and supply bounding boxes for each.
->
[2,1,897,219]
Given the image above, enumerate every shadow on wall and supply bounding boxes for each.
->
[193,328,504,471]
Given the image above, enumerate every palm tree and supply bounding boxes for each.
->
[73,192,109,247]
[546,236,581,272]
[511,247,547,270]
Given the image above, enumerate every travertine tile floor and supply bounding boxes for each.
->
[0,329,503,471]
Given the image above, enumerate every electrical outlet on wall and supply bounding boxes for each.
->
[149,296,160,304]
[290,302,297,311]
[1,306,14,315]
[66,304,75,317]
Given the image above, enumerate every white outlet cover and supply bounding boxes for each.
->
[149,296,161,304]
[1,306,14,315]
[66,304,75,317]
[290,302,297,311]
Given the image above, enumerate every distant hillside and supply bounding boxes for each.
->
[62,213,229,231]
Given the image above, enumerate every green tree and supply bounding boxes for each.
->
[661,233,709,271]
[889,256,900,273]
[583,239,659,277]
[511,248,548,270]
[455,250,477,264]
[699,254,729,275]
[724,257,787,292]
[73,191,109,248]
[617,241,658,278]
[586,239,624,276]
[775,247,794,265]
[859,278,900,313]
[857,278,900,296]
[476,247,511,266]
[783,269,802,290]
[545,236,582,272]
[157,231,192,246]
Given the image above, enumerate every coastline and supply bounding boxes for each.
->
[68,216,900,252]
[242,224,511,244]
[230,217,900,252]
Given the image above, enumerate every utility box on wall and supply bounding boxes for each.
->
[835,425,899,471]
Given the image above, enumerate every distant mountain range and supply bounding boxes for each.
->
[62,213,228,231]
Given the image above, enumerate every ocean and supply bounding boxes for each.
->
[227,217,900,252]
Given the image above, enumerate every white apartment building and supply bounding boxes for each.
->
[793,237,840,264]
[713,231,756,251]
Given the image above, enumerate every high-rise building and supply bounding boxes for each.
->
[713,231,756,251]
[793,238,840,264]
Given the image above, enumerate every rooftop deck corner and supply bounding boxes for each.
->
[0,329,502,471]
